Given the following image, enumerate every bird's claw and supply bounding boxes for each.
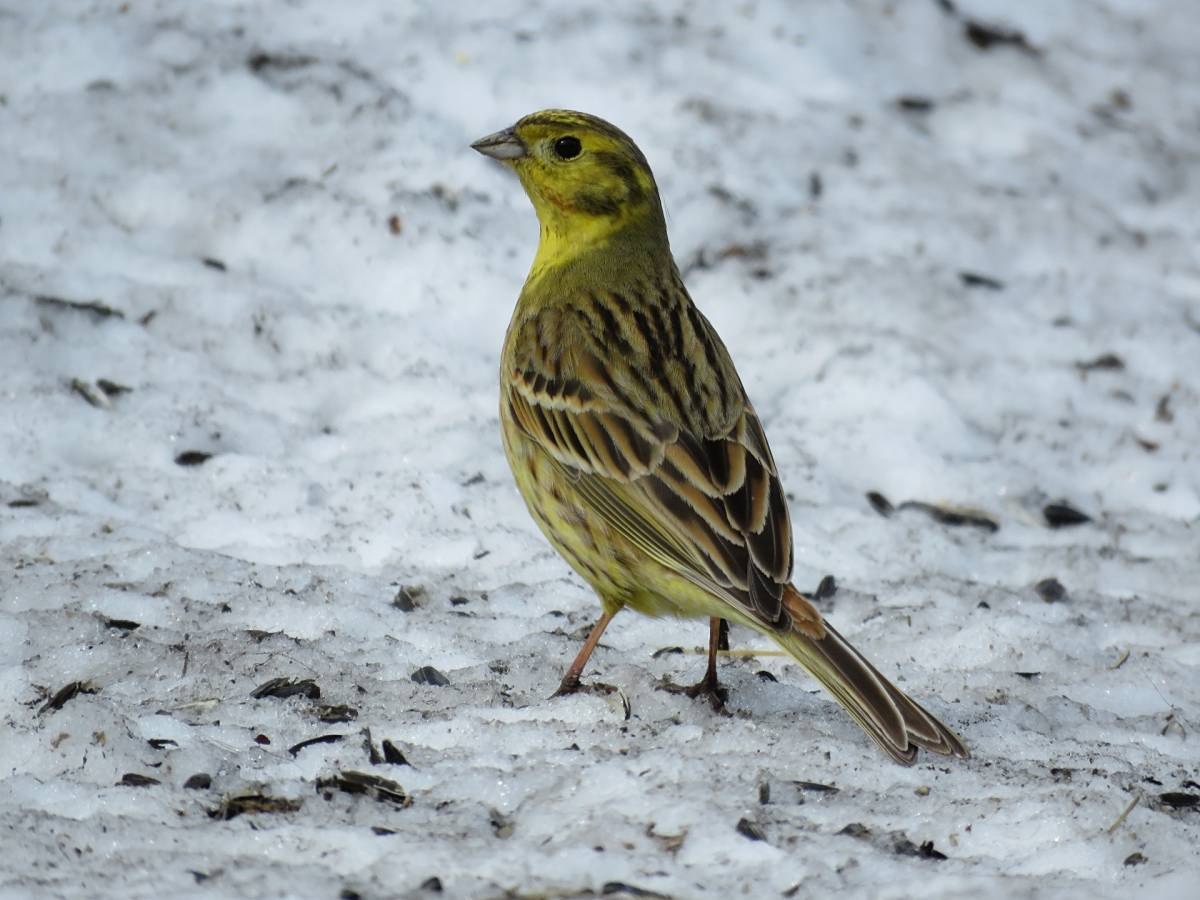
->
[550,677,618,700]
[658,676,730,714]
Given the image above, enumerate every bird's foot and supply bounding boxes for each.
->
[550,675,618,700]
[657,674,730,714]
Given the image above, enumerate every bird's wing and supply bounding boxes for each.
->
[506,339,820,637]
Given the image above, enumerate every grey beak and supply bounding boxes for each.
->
[471,127,526,161]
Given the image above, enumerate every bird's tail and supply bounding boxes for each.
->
[776,587,969,765]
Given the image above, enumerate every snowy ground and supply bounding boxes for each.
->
[2,1,1199,897]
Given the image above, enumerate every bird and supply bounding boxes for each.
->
[471,109,968,765]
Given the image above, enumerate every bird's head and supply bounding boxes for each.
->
[472,110,666,267]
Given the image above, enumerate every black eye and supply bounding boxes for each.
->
[553,136,582,160]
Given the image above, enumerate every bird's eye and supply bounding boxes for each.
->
[553,136,582,160]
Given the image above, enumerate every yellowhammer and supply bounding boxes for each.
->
[472,109,968,765]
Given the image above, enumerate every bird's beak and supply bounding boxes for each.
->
[471,127,526,161]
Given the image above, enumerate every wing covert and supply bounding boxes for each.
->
[505,344,798,631]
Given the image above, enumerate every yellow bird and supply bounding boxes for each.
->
[472,110,968,765]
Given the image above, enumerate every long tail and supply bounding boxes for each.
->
[777,589,969,765]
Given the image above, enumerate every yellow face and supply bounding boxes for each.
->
[473,109,661,229]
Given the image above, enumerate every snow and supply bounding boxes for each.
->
[2,1,1198,897]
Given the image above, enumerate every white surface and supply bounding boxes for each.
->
[2,1,1198,897]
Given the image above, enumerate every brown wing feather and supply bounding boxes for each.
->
[506,341,814,636]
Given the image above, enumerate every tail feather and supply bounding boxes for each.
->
[774,600,969,765]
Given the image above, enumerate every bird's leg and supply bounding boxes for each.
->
[695,616,724,695]
[659,617,729,712]
[551,609,617,698]
[810,574,838,602]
